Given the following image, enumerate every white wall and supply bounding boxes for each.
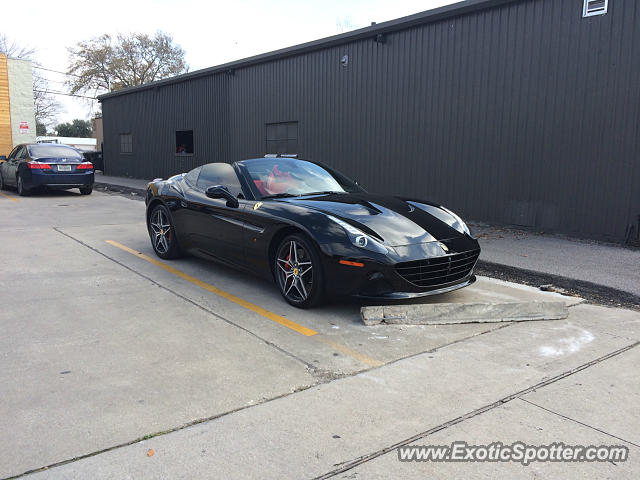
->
[7,58,36,146]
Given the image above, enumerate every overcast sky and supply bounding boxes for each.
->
[8,0,460,126]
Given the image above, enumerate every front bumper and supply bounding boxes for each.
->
[321,235,481,299]
[354,275,476,299]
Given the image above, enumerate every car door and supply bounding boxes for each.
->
[185,164,248,266]
[0,148,12,183]
[3,146,25,186]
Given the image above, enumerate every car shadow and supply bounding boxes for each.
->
[175,251,463,327]
[14,187,84,198]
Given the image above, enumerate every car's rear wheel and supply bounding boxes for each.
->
[79,186,92,195]
[0,172,5,190]
[274,234,324,308]
[148,204,182,259]
[16,174,29,196]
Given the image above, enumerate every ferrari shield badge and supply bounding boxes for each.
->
[253,202,263,210]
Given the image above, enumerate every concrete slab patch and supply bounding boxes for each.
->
[361,301,569,325]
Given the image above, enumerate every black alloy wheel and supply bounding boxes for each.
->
[274,234,324,308]
[149,204,182,259]
[80,186,93,195]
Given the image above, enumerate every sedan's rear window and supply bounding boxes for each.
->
[28,144,83,160]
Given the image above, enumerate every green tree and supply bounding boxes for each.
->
[67,31,188,95]
[55,119,92,138]
[36,120,48,136]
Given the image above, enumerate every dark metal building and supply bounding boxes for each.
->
[99,0,640,242]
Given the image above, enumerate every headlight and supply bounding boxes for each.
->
[327,215,388,254]
[441,207,472,236]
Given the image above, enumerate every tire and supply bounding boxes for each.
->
[80,186,93,195]
[16,174,29,196]
[148,204,183,259]
[0,172,5,190]
[274,233,324,308]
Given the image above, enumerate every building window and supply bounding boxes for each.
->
[266,121,298,155]
[119,133,132,154]
[583,0,608,17]
[176,130,194,154]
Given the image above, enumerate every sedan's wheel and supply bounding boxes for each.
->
[148,204,182,259]
[79,186,93,195]
[0,172,5,190]
[16,174,28,196]
[274,234,324,308]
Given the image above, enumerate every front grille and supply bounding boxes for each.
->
[395,248,480,288]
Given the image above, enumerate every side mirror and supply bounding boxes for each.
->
[205,185,239,208]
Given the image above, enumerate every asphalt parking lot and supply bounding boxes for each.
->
[1,188,639,479]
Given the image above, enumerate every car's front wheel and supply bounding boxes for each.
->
[274,234,324,308]
[0,172,5,190]
[16,174,29,196]
[148,204,182,259]
[79,186,92,195]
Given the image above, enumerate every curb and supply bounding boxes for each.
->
[361,301,569,326]
[94,182,146,198]
[475,259,640,310]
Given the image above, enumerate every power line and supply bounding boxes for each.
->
[32,65,82,78]
[34,89,97,100]
[33,75,67,85]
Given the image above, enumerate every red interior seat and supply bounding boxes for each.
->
[253,179,267,195]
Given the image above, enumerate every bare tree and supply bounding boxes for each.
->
[67,31,188,95]
[0,34,60,130]
[32,74,60,124]
[0,33,35,59]
[336,16,357,33]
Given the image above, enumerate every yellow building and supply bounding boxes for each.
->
[0,54,36,156]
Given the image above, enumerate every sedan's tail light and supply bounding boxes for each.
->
[76,162,93,170]
[27,162,51,169]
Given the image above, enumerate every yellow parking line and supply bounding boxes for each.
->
[316,338,384,368]
[105,240,318,336]
[0,192,18,202]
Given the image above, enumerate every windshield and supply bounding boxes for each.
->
[28,144,83,160]
[240,158,363,199]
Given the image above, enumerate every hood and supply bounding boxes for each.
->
[282,193,466,247]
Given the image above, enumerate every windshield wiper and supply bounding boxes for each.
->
[262,191,345,199]
[300,191,345,196]
[261,192,300,199]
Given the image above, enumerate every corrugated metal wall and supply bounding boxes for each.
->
[102,0,640,241]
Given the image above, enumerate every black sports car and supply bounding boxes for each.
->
[145,157,480,308]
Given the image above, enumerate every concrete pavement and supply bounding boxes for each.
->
[94,172,149,193]
[1,186,639,479]
[23,305,640,479]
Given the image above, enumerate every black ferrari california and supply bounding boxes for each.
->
[145,157,480,308]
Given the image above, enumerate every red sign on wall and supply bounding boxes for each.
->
[20,121,29,133]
